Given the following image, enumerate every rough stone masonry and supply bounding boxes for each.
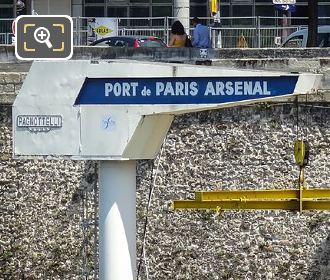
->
[0,58,330,280]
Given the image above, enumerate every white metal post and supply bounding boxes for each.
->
[99,160,137,280]
[31,0,34,14]
[173,0,190,32]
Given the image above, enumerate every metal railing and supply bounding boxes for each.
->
[0,32,13,45]
[119,28,166,38]
[1,16,330,48]
[0,17,14,45]
[210,26,300,48]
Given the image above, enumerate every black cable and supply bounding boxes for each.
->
[295,96,299,139]
[304,94,308,139]
[137,160,155,280]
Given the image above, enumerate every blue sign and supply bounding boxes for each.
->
[75,76,298,105]
[274,4,296,13]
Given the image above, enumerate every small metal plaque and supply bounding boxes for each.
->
[17,115,62,132]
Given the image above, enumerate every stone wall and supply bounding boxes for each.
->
[0,105,98,279]
[137,106,330,280]
[0,72,26,105]
[1,62,330,279]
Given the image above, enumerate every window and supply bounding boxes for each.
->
[130,6,150,17]
[232,5,252,17]
[131,0,149,3]
[282,35,303,47]
[256,5,276,25]
[220,5,229,18]
[317,33,330,47]
[290,5,308,26]
[85,6,105,17]
[319,5,330,25]
[139,38,166,47]
[152,0,172,3]
[232,5,253,25]
[85,0,105,3]
[256,5,275,17]
[107,7,127,17]
[152,6,172,17]
[0,8,12,18]
[191,0,207,3]
[190,5,207,17]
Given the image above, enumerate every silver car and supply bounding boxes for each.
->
[282,26,330,48]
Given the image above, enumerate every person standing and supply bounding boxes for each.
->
[191,17,211,48]
[168,20,188,47]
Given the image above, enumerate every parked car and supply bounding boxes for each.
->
[281,26,330,48]
[90,35,167,48]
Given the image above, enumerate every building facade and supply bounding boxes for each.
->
[1,0,330,24]
[1,0,330,46]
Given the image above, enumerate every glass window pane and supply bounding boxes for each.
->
[317,33,330,47]
[232,5,253,25]
[232,5,252,17]
[85,6,105,17]
[231,0,252,3]
[256,5,275,17]
[283,35,303,47]
[291,5,308,26]
[107,7,127,17]
[190,5,207,18]
[152,6,171,17]
[85,0,105,3]
[191,0,207,4]
[220,5,229,18]
[140,38,166,47]
[256,5,276,25]
[319,5,330,24]
[130,6,149,17]
[108,7,128,26]
[152,0,172,3]
[0,7,12,18]
[130,0,149,3]
[294,4,308,17]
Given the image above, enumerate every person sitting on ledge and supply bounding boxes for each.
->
[168,20,188,48]
[191,17,211,48]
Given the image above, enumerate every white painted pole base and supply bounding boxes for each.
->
[99,161,136,280]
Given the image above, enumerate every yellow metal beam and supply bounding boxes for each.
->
[173,188,330,211]
[173,200,330,210]
[194,189,330,201]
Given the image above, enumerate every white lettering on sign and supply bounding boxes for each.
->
[103,81,272,98]
[204,81,271,96]
[105,82,138,97]
[17,115,62,132]
[155,82,198,96]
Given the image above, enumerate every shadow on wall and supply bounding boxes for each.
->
[308,233,330,280]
